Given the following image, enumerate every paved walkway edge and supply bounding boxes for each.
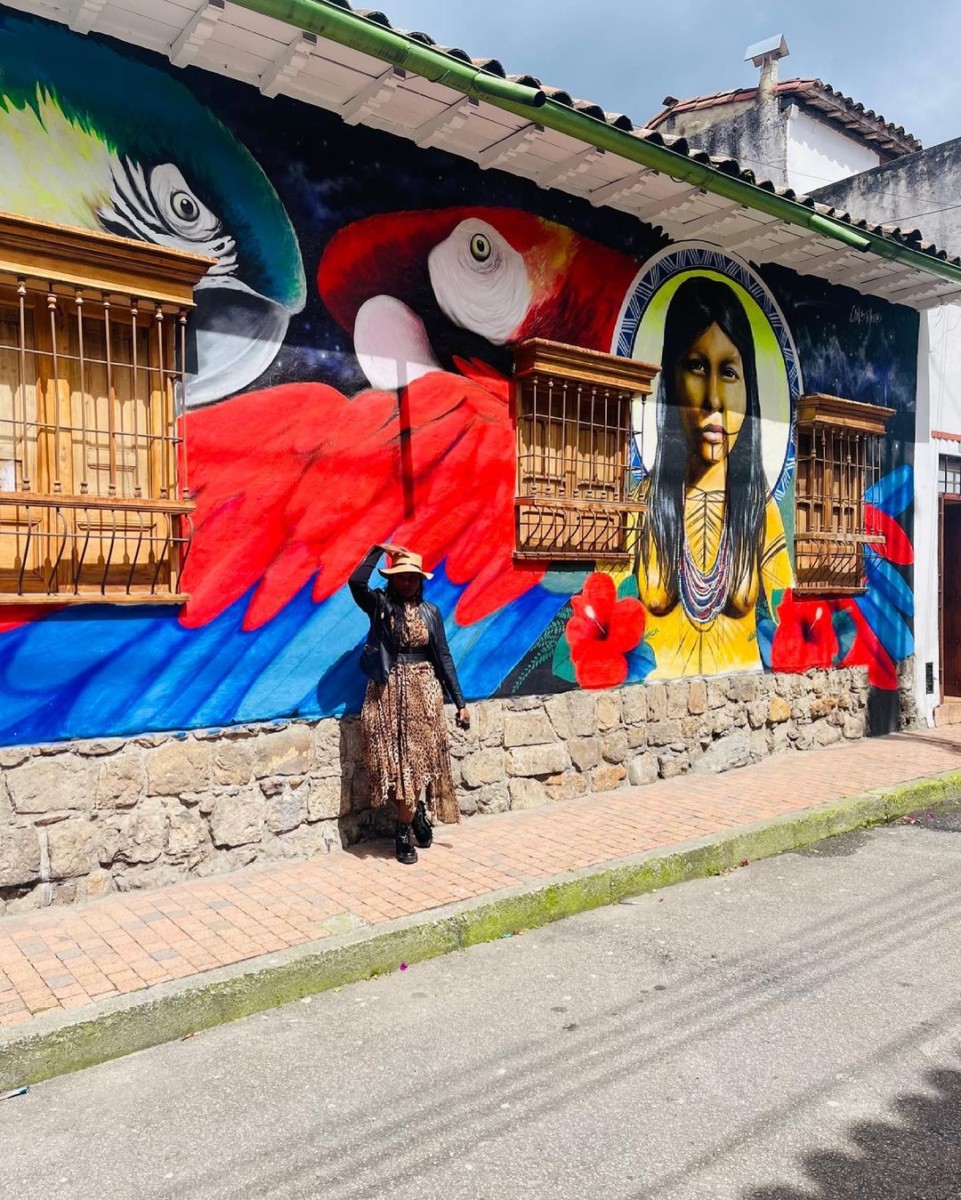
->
[4,768,961,1090]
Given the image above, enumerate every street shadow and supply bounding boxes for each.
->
[744,1062,961,1200]
[891,731,961,754]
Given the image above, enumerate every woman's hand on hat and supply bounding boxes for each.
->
[378,542,407,556]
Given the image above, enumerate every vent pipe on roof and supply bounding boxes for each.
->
[745,34,789,103]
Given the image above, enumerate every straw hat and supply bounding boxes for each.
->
[379,549,433,579]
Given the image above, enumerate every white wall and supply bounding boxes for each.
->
[914,303,961,723]
[785,106,882,192]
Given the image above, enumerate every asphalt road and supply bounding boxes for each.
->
[4,814,961,1200]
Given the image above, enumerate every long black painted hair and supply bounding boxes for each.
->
[640,276,766,610]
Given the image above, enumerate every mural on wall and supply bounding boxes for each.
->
[0,12,917,745]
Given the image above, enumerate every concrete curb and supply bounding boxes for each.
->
[4,767,961,1090]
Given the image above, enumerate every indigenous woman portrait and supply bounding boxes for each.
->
[636,274,793,678]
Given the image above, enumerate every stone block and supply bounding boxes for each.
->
[165,803,209,862]
[627,726,648,749]
[772,723,793,753]
[646,684,667,720]
[569,737,601,771]
[567,692,598,737]
[506,743,571,777]
[509,778,549,810]
[308,777,350,822]
[843,714,866,739]
[728,675,758,703]
[7,757,98,814]
[658,754,688,779]
[595,694,621,731]
[98,798,167,865]
[212,742,254,787]
[508,696,542,712]
[628,753,659,787]
[666,682,689,718]
[687,680,708,715]
[747,700,768,730]
[147,741,211,796]
[810,696,839,720]
[600,731,629,764]
[79,869,114,902]
[0,825,40,887]
[208,789,266,848]
[621,686,648,724]
[0,747,32,768]
[591,763,627,792]
[749,730,770,761]
[768,696,791,724]
[503,712,556,748]
[711,709,736,736]
[264,778,309,834]
[474,783,510,814]
[97,755,146,809]
[47,819,96,879]
[544,694,574,740]
[462,749,507,789]
[544,771,589,802]
[250,726,312,779]
[647,719,682,747]
[707,679,729,709]
[476,701,506,746]
[693,731,751,775]
[814,722,843,747]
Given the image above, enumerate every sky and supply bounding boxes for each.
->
[375,0,961,150]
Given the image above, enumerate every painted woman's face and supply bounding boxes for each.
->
[674,322,747,469]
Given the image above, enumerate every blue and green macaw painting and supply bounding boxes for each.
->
[0,11,917,746]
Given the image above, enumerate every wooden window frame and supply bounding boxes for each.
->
[514,339,657,561]
[793,392,894,596]
[0,212,211,605]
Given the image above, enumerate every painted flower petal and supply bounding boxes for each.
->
[606,597,646,653]
[866,465,913,519]
[865,505,913,566]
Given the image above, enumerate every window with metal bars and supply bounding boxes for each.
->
[793,392,893,594]
[514,339,657,560]
[0,212,210,604]
[938,455,961,497]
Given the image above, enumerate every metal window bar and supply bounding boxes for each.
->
[0,276,192,601]
[939,455,961,497]
[515,370,642,559]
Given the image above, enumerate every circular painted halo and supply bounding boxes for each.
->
[613,243,801,499]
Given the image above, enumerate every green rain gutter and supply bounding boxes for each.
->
[233,0,961,290]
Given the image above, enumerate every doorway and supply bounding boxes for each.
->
[941,498,961,698]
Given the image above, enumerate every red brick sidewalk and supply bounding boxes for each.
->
[2,726,960,1030]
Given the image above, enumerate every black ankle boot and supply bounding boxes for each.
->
[395,822,418,865]
[411,800,433,849]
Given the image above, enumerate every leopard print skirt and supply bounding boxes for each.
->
[360,606,459,824]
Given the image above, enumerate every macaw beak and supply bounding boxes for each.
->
[184,276,293,408]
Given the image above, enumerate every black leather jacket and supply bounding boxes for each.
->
[348,547,466,709]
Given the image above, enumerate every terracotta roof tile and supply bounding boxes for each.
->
[331,5,955,269]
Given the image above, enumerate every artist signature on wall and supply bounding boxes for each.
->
[850,305,882,327]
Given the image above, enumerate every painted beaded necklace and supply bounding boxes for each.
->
[679,489,732,628]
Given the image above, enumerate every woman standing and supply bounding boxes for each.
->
[349,544,470,864]
[638,277,793,678]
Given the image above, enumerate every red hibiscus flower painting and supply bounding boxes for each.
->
[565,573,646,689]
[770,591,838,672]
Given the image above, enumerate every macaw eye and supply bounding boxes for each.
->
[171,191,201,222]
[469,233,492,262]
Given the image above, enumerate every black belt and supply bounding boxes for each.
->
[396,651,430,664]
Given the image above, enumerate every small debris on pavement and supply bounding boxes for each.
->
[0,1087,29,1101]
[740,859,750,867]
[399,962,408,971]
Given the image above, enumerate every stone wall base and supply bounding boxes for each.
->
[0,665,889,913]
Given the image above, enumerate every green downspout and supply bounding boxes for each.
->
[234,0,961,289]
